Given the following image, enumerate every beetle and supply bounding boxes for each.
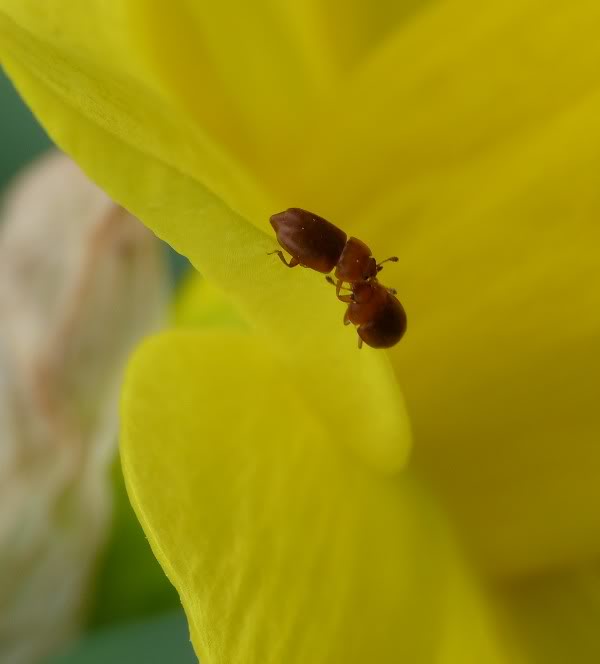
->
[331,278,407,349]
[268,208,397,295]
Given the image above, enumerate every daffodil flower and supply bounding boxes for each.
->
[2,1,600,662]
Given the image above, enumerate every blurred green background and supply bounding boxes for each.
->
[0,70,196,663]
[0,72,50,185]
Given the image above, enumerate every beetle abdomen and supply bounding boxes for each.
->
[270,208,347,273]
[358,297,407,348]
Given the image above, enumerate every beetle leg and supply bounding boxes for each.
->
[343,309,351,325]
[336,280,357,303]
[325,276,355,302]
[327,276,349,290]
[387,287,397,295]
[357,335,363,349]
[268,250,299,268]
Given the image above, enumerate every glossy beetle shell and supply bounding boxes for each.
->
[347,281,407,348]
[335,237,377,282]
[270,208,347,273]
[269,208,406,348]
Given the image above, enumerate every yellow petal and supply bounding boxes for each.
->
[0,0,430,222]
[0,1,265,222]
[4,0,599,574]
[254,0,600,576]
[496,562,600,663]
[173,274,245,330]
[122,330,510,664]
[279,2,600,218]
[396,95,600,577]
[0,49,409,472]
[305,2,600,575]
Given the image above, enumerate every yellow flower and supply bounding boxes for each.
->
[2,1,600,662]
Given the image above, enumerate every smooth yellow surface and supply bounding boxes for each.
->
[495,561,600,664]
[122,330,508,663]
[173,274,246,330]
[2,0,600,660]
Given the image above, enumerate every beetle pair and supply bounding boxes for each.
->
[269,208,407,348]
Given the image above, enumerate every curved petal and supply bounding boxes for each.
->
[0,54,409,472]
[4,0,599,574]
[173,275,246,330]
[0,0,432,222]
[263,0,600,575]
[121,329,509,664]
[396,96,600,576]
[285,1,600,219]
[497,562,600,663]
[0,2,266,222]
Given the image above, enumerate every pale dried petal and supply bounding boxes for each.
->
[0,152,168,663]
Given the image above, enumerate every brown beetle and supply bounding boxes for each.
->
[269,208,397,295]
[332,279,407,349]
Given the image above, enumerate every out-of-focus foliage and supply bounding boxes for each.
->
[49,611,196,664]
[0,71,49,186]
[89,461,181,628]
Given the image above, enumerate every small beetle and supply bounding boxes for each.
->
[269,208,397,295]
[334,279,407,349]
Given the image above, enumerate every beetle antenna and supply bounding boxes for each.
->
[376,256,399,272]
